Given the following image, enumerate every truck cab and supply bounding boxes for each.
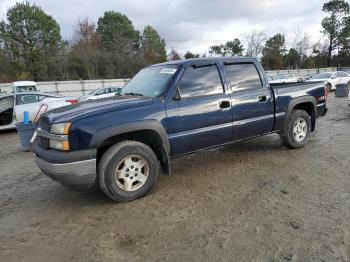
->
[11,81,38,93]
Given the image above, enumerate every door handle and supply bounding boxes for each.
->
[258,95,267,102]
[219,100,231,109]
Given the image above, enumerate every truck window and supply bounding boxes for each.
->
[178,65,223,98]
[225,63,262,91]
[16,94,40,105]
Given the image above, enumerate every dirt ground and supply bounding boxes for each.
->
[0,95,349,262]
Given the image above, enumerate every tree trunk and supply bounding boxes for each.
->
[328,36,333,67]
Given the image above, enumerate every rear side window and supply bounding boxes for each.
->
[225,63,262,91]
[111,87,121,93]
[16,94,40,105]
[178,65,224,98]
[95,88,109,95]
[38,95,47,101]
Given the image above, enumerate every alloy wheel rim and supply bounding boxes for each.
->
[115,155,149,192]
[293,118,307,142]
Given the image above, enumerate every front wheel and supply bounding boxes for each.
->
[98,141,159,202]
[281,110,311,149]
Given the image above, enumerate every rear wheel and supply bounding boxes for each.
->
[281,110,311,149]
[98,141,159,202]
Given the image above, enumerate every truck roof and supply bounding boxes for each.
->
[150,56,259,67]
[12,81,36,86]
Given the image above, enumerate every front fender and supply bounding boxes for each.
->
[89,120,170,154]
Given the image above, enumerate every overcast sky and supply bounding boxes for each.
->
[0,0,326,54]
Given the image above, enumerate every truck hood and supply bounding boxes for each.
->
[45,96,153,123]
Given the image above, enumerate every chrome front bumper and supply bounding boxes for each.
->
[34,154,97,189]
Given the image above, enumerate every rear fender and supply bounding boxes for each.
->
[284,96,316,133]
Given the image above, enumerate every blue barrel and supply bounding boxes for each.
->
[335,84,349,97]
[16,122,37,152]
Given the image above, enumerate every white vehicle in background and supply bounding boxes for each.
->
[268,74,302,84]
[0,92,77,131]
[305,71,350,91]
[0,81,38,95]
[12,81,38,93]
[79,87,122,102]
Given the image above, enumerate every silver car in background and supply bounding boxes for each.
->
[0,92,77,131]
[268,74,302,84]
[79,87,122,102]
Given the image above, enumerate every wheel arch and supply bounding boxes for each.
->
[285,96,316,132]
[92,121,171,175]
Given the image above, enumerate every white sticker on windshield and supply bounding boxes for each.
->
[160,68,177,74]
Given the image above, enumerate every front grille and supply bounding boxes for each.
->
[38,137,49,148]
[38,115,50,148]
[39,115,50,132]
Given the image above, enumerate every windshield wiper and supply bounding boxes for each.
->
[123,92,144,97]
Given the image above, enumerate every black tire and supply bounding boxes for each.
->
[281,110,311,149]
[98,140,159,202]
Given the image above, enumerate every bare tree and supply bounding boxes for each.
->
[311,38,330,68]
[290,29,311,56]
[245,30,267,57]
[71,18,102,79]
[168,48,181,61]
[288,29,312,68]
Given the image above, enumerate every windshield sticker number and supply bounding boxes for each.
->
[160,68,177,74]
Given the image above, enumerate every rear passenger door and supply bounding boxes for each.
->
[165,63,233,155]
[224,63,274,141]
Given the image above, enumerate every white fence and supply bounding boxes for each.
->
[0,79,129,97]
[0,67,339,97]
[265,67,337,80]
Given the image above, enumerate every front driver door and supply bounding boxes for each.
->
[165,63,233,156]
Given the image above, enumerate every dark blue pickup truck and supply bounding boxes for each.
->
[32,57,327,202]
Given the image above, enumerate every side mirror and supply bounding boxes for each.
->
[173,88,181,101]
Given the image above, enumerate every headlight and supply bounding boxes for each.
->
[49,122,71,151]
[50,122,71,135]
[49,139,70,151]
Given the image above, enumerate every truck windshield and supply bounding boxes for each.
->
[121,65,178,98]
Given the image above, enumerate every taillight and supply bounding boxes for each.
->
[66,99,78,104]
